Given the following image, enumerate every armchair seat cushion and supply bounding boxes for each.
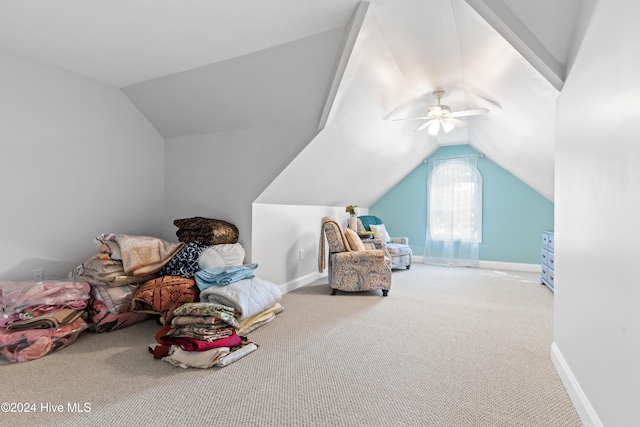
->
[386,243,412,257]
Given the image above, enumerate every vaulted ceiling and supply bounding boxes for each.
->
[0,0,580,202]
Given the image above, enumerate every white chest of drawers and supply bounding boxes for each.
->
[541,231,554,292]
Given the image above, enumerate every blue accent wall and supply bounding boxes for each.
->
[370,144,554,264]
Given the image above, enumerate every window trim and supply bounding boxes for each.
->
[427,159,483,243]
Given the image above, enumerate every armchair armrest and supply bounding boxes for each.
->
[391,237,409,245]
[334,249,386,263]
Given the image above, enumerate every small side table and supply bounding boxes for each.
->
[358,231,375,240]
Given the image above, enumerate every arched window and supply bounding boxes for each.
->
[425,157,482,267]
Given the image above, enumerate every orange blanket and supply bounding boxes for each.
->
[131,276,199,325]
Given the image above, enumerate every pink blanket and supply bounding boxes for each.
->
[0,318,87,364]
[0,280,90,321]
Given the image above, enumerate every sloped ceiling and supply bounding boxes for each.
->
[0,0,580,202]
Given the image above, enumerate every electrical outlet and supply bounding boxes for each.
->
[299,249,304,260]
[33,268,43,281]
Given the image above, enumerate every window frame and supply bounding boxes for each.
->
[427,159,483,243]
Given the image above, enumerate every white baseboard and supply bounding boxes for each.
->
[279,271,326,294]
[413,256,540,273]
[478,260,540,272]
[550,342,603,427]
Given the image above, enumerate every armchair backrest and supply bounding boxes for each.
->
[358,215,384,232]
[321,217,348,253]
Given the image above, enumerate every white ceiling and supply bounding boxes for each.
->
[0,0,361,88]
[0,0,577,89]
[0,0,580,201]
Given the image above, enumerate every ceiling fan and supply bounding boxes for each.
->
[394,90,489,136]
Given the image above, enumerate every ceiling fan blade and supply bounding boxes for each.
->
[447,117,469,128]
[450,108,489,118]
[392,116,430,121]
[415,120,435,132]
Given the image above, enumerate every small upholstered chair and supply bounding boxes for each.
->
[318,217,391,296]
[357,215,413,270]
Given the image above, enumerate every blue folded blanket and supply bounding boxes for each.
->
[195,263,258,291]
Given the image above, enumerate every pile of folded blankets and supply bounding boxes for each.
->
[145,255,283,369]
[70,254,157,333]
[150,302,259,369]
[0,217,284,368]
[0,279,90,364]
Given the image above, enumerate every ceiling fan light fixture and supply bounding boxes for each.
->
[427,120,440,136]
[441,120,455,133]
[393,89,489,135]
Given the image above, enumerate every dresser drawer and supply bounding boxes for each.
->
[542,233,549,248]
[541,231,554,292]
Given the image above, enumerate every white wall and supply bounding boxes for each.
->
[163,121,320,258]
[127,29,347,259]
[251,204,356,288]
[554,0,640,425]
[0,49,165,280]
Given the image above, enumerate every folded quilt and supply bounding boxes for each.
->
[199,276,282,320]
[130,276,199,324]
[160,345,229,369]
[90,283,139,314]
[95,234,185,276]
[217,342,258,367]
[195,263,258,291]
[163,325,236,342]
[171,303,240,330]
[198,244,246,269]
[159,241,210,278]
[6,308,82,331]
[172,302,239,318]
[158,341,257,369]
[160,332,242,351]
[237,303,283,335]
[73,257,156,288]
[173,217,239,245]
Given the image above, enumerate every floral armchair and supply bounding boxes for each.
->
[318,217,391,296]
[357,215,413,270]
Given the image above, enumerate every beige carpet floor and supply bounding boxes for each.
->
[1,264,582,426]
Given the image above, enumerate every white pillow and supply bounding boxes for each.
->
[370,224,391,243]
[198,248,226,270]
[199,243,246,268]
